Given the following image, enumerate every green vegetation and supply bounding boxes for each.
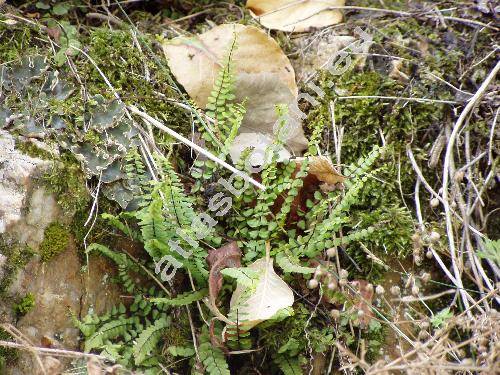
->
[39,222,70,262]
[76,28,188,131]
[0,239,34,295]
[42,154,90,215]
[72,52,389,373]
[0,1,497,374]
[13,292,35,316]
[0,328,18,372]
[15,141,54,160]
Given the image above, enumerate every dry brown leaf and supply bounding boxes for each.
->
[207,241,242,313]
[247,0,345,32]
[269,156,344,226]
[229,132,291,165]
[162,24,308,154]
[163,24,296,107]
[234,71,306,153]
[297,156,345,185]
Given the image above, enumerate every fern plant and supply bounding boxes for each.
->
[75,32,388,373]
[191,36,246,191]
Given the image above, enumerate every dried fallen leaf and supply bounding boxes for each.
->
[247,0,345,32]
[234,71,306,153]
[207,241,242,315]
[270,156,344,226]
[163,24,296,107]
[229,246,294,330]
[297,156,345,185]
[162,23,308,155]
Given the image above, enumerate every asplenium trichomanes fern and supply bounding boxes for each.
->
[191,35,245,189]
[135,152,222,284]
[274,146,383,271]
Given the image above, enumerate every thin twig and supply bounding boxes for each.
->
[407,147,484,238]
[0,340,109,360]
[337,95,458,105]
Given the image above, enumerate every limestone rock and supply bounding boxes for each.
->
[0,131,52,236]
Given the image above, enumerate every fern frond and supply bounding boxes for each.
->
[84,318,133,352]
[137,154,211,280]
[99,343,122,362]
[274,354,303,375]
[133,317,171,365]
[150,289,208,306]
[205,36,238,147]
[199,330,231,375]
[191,35,246,191]
[290,145,383,258]
[344,145,383,181]
[125,146,151,195]
[276,253,315,274]
[220,267,260,287]
[101,212,140,240]
[167,345,196,357]
[86,243,129,266]
[73,313,101,338]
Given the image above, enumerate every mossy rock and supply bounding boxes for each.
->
[39,222,71,262]
[42,153,90,215]
[0,238,34,295]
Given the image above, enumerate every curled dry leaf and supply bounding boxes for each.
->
[162,23,308,156]
[207,241,242,316]
[229,251,294,330]
[247,0,345,32]
[298,155,345,185]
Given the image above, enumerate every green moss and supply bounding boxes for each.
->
[0,238,34,295]
[0,22,41,62]
[42,153,90,215]
[13,292,35,316]
[39,222,70,262]
[348,205,414,280]
[310,69,443,165]
[303,12,470,267]
[15,141,54,160]
[75,28,188,131]
[305,69,426,268]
